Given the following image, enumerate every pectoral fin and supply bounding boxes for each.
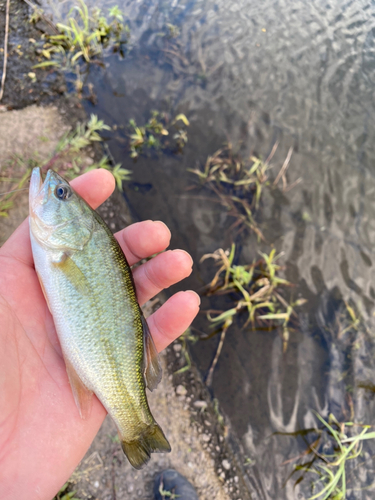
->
[142,315,162,391]
[54,256,90,295]
[63,356,93,420]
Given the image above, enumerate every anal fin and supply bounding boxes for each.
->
[63,355,93,420]
[142,315,162,391]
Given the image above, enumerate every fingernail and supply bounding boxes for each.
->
[154,220,170,231]
[173,249,193,267]
[185,290,201,306]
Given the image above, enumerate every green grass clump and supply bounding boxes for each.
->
[201,243,305,385]
[189,146,269,206]
[0,115,131,217]
[189,144,300,240]
[54,482,82,500]
[128,111,189,159]
[189,146,270,239]
[290,413,375,500]
[33,0,130,70]
[203,243,304,338]
[41,114,131,188]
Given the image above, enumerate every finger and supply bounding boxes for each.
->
[147,291,201,352]
[1,169,115,267]
[133,249,193,305]
[114,220,171,267]
[72,168,115,209]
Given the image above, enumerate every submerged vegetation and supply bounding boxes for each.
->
[128,111,189,159]
[285,412,375,499]
[201,244,306,385]
[187,143,305,384]
[189,144,299,240]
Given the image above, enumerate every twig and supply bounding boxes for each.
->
[0,0,10,101]
[206,319,231,387]
[22,0,59,35]
[284,177,302,192]
[273,146,293,189]
[265,141,279,165]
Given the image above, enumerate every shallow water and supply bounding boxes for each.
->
[44,0,375,497]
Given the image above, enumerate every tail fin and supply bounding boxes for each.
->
[121,423,171,470]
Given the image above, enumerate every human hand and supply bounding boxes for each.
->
[0,169,199,500]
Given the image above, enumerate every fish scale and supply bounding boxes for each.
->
[29,168,170,469]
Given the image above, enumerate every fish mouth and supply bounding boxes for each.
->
[29,168,72,244]
[29,167,43,206]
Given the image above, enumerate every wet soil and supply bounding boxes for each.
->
[0,0,66,108]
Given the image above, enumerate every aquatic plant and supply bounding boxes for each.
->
[288,412,375,500]
[32,0,130,73]
[189,144,300,240]
[165,23,180,39]
[54,482,82,500]
[174,328,199,375]
[189,146,269,205]
[201,243,305,385]
[159,21,222,84]
[128,111,189,159]
[335,301,361,340]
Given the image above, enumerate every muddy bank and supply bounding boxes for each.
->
[0,0,67,108]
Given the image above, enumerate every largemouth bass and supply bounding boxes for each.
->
[29,167,171,469]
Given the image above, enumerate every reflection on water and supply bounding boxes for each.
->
[44,0,375,496]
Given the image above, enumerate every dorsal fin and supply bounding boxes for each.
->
[142,315,162,391]
[63,355,93,420]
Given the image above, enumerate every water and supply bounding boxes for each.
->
[44,0,375,497]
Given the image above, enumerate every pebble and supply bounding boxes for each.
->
[202,433,210,443]
[173,343,182,352]
[222,459,231,470]
[127,484,134,493]
[193,400,207,410]
[176,385,187,396]
[93,481,99,488]
[234,476,239,483]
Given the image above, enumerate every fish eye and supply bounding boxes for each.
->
[55,184,72,201]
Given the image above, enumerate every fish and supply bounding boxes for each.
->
[29,167,171,469]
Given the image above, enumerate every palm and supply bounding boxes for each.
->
[0,170,199,500]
